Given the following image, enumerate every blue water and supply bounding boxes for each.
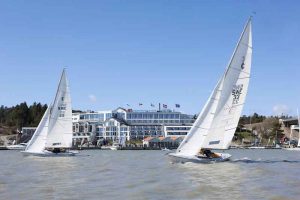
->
[0,149,300,200]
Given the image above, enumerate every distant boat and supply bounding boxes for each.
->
[248,146,265,149]
[103,138,126,150]
[285,109,300,151]
[161,147,171,151]
[169,18,252,163]
[7,143,27,150]
[110,142,120,150]
[21,69,77,156]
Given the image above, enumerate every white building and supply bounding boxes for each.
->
[72,107,195,145]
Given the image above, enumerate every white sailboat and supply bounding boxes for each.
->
[169,18,252,163]
[22,69,77,156]
[285,109,300,151]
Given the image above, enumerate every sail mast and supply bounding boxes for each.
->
[297,108,300,147]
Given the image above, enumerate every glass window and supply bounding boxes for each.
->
[106,113,112,119]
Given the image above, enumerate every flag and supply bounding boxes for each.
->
[163,104,167,108]
[175,104,180,108]
[151,103,155,107]
[139,103,143,106]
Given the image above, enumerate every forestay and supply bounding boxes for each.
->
[176,19,252,155]
[46,69,73,148]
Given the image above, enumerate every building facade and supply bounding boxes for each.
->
[72,107,195,144]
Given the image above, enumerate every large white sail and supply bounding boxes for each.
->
[25,106,50,153]
[46,69,73,148]
[176,18,252,155]
[201,19,252,149]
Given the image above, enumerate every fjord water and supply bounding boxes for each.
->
[1,150,300,200]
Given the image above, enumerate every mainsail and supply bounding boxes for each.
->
[46,69,73,148]
[177,18,252,156]
[25,106,50,153]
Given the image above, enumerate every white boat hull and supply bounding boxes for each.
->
[110,146,118,150]
[248,146,265,149]
[21,150,78,157]
[168,152,232,164]
[284,147,300,151]
[6,146,26,150]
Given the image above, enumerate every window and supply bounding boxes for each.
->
[109,121,114,126]
[106,113,112,119]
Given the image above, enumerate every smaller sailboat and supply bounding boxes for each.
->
[169,18,252,163]
[285,109,300,151]
[21,69,77,156]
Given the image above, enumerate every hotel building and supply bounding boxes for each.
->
[72,107,195,143]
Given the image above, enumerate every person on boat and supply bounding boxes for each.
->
[203,149,212,158]
[199,149,221,158]
[52,148,61,153]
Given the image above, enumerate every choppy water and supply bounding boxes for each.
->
[0,149,300,200]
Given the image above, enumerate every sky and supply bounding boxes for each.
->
[0,0,300,116]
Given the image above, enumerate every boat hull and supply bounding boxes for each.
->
[284,147,300,151]
[168,152,232,164]
[6,146,26,150]
[21,150,78,157]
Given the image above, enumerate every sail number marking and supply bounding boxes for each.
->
[209,140,220,145]
[232,84,243,105]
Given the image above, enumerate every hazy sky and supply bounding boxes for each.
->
[0,0,300,116]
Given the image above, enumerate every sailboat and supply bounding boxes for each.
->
[169,18,252,163]
[21,69,77,156]
[285,109,300,151]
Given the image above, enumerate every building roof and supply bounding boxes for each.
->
[281,118,298,122]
